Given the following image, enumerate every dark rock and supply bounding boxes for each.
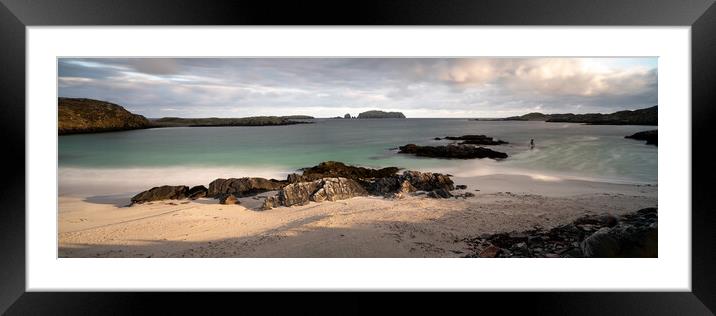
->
[290,161,399,183]
[401,170,455,192]
[444,135,508,145]
[625,130,657,146]
[581,222,657,258]
[186,185,208,200]
[434,137,442,140]
[398,144,508,159]
[344,113,351,119]
[479,245,501,258]
[463,207,657,258]
[427,188,453,199]
[131,185,189,204]
[456,184,468,190]
[207,177,286,198]
[261,195,281,210]
[219,194,240,205]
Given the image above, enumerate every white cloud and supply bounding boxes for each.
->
[58,58,657,118]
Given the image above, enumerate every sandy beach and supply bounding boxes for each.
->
[59,174,657,258]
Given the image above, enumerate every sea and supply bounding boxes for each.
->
[58,118,657,196]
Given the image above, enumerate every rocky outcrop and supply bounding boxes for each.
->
[443,135,508,145]
[59,98,151,135]
[625,130,657,146]
[219,194,240,205]
[186,185,208,200]
[263,177,368,209]
[130,162,460,209]
[288,161,399,183]
[130,185,189,204]
[464,208,657,258]
[344,113,351,119]
[357,110,406,119]
[398,144,508,159]
[502,106,657,126]
[207,177,286,198]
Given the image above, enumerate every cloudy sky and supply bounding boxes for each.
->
[58,58,657,118]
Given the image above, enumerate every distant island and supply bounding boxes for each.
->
[151,117,313,127]
[357,110,406,119]
[58,98,313,134]
[59,98,152,135]
[478,105,657,126]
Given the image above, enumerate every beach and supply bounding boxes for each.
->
[59,174,657,258]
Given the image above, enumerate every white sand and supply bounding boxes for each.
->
[58,174,657,258]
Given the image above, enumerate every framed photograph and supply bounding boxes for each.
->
[1,0,714,313]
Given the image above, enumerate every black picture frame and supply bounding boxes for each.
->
[1,0,714,314]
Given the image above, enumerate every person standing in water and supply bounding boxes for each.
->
[530,139,535,149]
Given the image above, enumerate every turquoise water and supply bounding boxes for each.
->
[58,119,657,184]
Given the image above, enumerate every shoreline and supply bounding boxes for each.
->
[59,173,657,258]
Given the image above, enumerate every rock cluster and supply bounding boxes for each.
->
[130,161,468,210]
[443,135,508,145]
[502,105,657,126]
[263,177,369,209]
[130,185,189,204]
[625,130,657,146]
[287,161,399,183]
[398,144,508,159]
[207,177,286,197]
[463,208,657,258]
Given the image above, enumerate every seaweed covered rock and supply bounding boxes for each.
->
[288,161,399,183]
[464,208,657,258]
[443,135,508,145]
[398,144,508,159]
[186,185,208,200]
[131,185,189,204]
[207,177,286,197]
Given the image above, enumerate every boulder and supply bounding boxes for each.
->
[290,161,399,183]
[207,177,286,197]
[479,245,501,258]
[443,135,508,145]
[261,195,281,210]
[401,170,454,192]
[131,185,189,204]
[463,207,657,258]
[186,185,208,200]
[581,222,657,258]
[398,144,508,159]
[311,178,369,202]
[273,177,368,208]
[219,194,240,205]
[279,181,323,207]
[455,184,468,190]
[625,130,657,146]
